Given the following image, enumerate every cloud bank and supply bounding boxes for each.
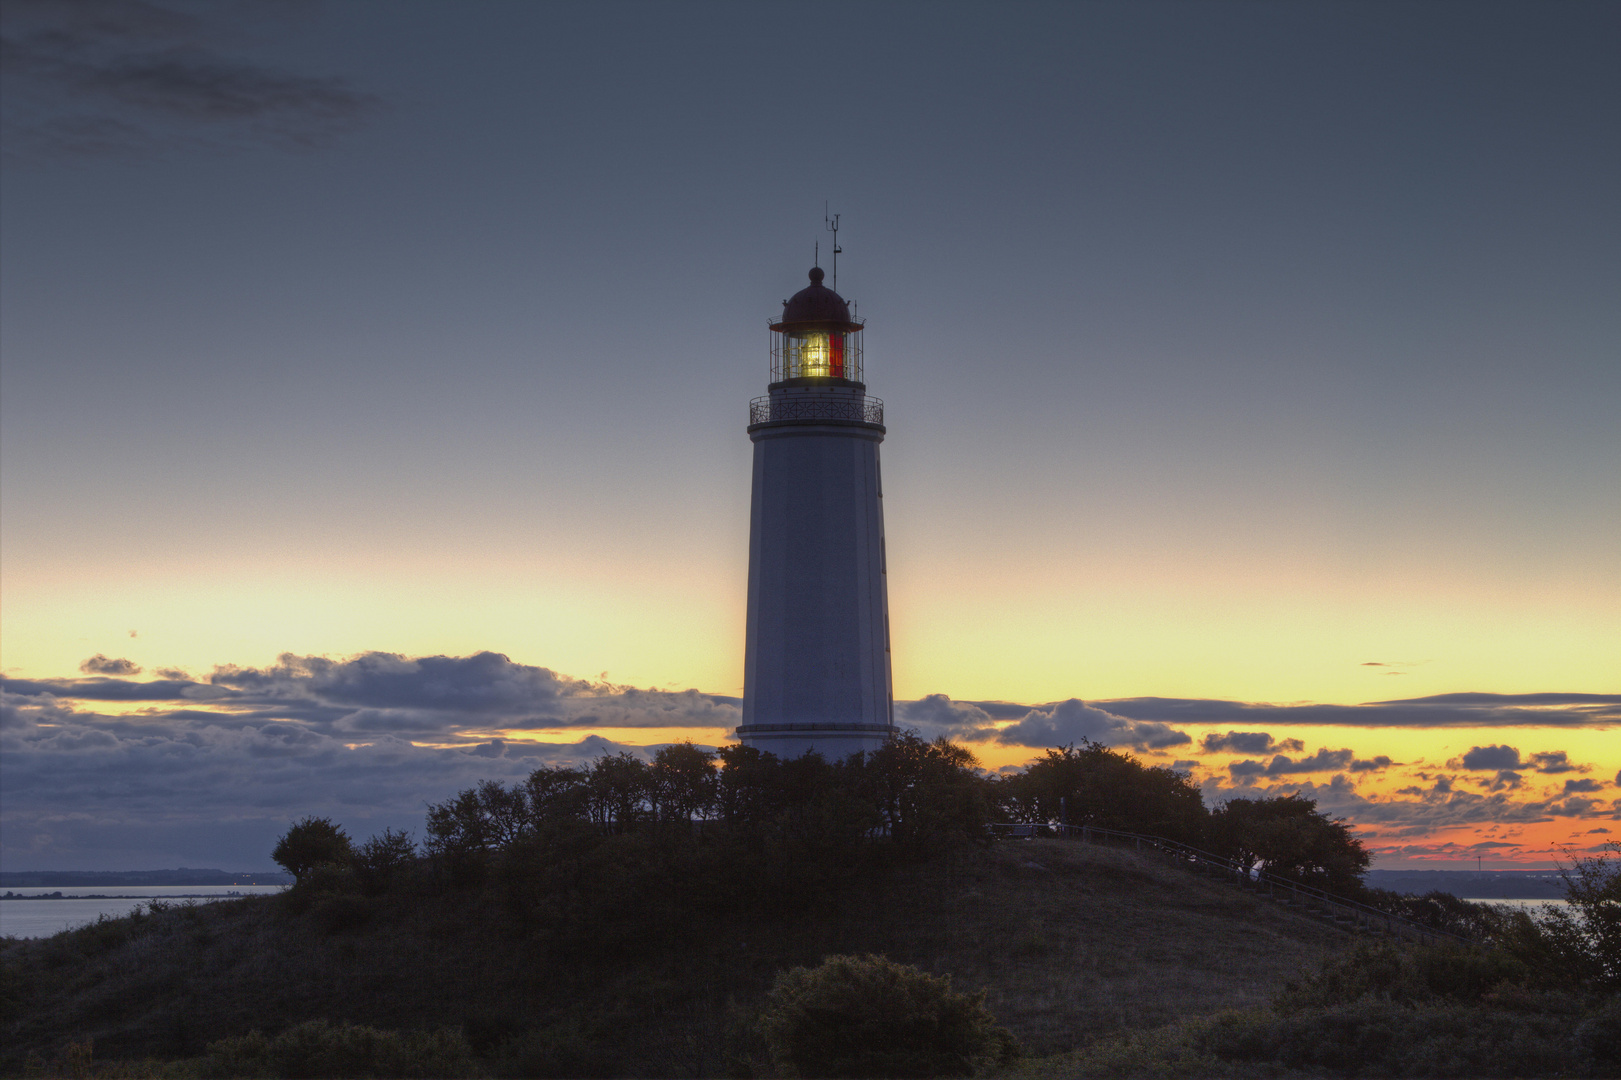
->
[3,653,1615,870]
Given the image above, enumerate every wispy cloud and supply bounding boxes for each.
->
[1,0,381,157]
[1092,693,1620,729]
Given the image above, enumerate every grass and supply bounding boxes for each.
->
[2,838,1356,1075]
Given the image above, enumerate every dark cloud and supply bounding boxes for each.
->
[1,652,741,737]
[0,686,653,870]
[1564,778,1605,794]
[1528,751,1581,774]
[897,694,994,739]
[990,699,1191,750]
[1228,747,1354,777]
[1199,731,1303,755]
[1,0,380,157]
[1489,770,1523,791]
[1351,756,1393,772]
[1171,760,1198,770]
[1458,745,1522,770]
[1093,693,1620,728]
[79,654,141,675]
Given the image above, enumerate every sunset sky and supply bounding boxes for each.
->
[2,0,1616,872]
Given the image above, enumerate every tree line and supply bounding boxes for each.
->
[276,734,1368,898]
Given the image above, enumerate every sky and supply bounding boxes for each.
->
[1,0,1616,872]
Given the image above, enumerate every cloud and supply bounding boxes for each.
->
[898,694,994,739]
[1228,747,1354,777]
[2,652,742,738]
[1350,756,1393,772]
[1092,693,1620,729]
[990,699,1191,750]
[1563,778,1605,794]
[1199,731,1303,755]
[1528,751,1583,774]
[1,0,381,157]
[1489,770,1523,791]
[79,654,142,676]
[1457,745,1521,770]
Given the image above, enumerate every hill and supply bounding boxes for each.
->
[0,838,1355,1075]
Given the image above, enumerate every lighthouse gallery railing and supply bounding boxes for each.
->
[750,395,884,426]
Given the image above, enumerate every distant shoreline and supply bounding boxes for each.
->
[1,892,275,901]
[0,870,292,888]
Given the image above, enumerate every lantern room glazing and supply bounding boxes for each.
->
[769,266,865,385]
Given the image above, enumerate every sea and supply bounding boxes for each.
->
[1,885,288,939]
[1458,897,1568,910]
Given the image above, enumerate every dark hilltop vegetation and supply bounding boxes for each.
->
[2,736,1616,1078]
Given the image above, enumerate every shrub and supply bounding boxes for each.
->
[272,817,354,884]
[757,954,1017,1078]
[199,1019,480,1079]
[353,828,417,896]
[490,1020,620,1079]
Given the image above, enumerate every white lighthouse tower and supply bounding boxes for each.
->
[737,264,896,760]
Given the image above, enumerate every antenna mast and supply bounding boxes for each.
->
[824,204,842,291]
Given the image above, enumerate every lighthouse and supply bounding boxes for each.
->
[737,265,896,760]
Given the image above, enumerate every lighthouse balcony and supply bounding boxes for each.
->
[750,393,884,426]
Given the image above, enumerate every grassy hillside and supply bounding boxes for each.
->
[2,838,1354,1075]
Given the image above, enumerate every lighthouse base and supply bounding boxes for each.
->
[735,722,896,762]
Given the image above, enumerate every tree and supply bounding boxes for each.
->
[352,828,417,896]
[524,764,591,824]
[424,779,529,858]
[861,733,991,854]
[714,743,781,827]
[757,954,1017,1078]
[586,752,650,831]
[1551,841,1621,990]
[272,816,354,884]
[649,741,718,823]
[1208,794,1369,894]
[996,741,1207,844]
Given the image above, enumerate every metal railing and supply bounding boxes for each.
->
[750,395,884,426]
[990,821,1472,946]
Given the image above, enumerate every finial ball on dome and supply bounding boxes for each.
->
[809,267,825,284]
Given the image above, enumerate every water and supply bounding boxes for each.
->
[1458,897,1568,910]
[0,885,287,939]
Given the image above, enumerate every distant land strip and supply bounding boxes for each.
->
[0,869,292,887]
[1365,869,1567,899]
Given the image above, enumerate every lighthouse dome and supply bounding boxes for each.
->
[781,266,853,324]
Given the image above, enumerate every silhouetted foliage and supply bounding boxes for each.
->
[757,954,1018,1078]
[1555,841,1621,990]
[271,817,354,884]
[994,741,1207,844]
[199,1019,479,1079]
[1207,793,1369,894]
[352,829,417,897]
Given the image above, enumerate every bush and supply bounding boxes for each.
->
[757,954,1017,1078]
[1275,940,1539,1011]
[353,829,417,896]
[272,817,354,884]
[199,1019,480,1079]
